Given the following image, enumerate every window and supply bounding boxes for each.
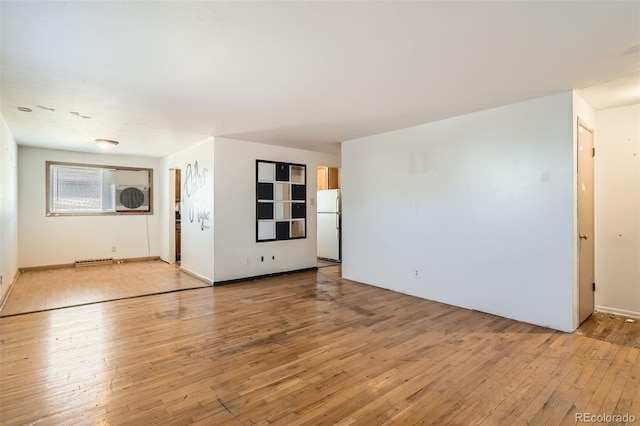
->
[46,161,153,216]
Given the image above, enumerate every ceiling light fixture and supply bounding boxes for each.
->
[95,138,119,150]
[17,107,32,112]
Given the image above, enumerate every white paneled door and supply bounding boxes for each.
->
[578,120,595,324]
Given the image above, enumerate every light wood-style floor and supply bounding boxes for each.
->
[0,260,210,317]
[1,265,639,425]
[317,258,341,268]
[577,312,640,350]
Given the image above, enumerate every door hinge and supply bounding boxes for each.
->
[592,282,596,292]
[592,147,596,157]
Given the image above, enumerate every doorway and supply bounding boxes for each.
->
[169,168,182,264]
[175,169,181,264]
[317,166,341,266]
[577,120,595,324]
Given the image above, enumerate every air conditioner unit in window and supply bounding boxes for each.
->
[116,185,150,212]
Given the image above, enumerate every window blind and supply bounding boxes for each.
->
[50,165,116,213]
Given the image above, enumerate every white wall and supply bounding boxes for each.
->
[161,139,214,283]
[342,92,576,332]
[213,137,340,282]
[0,115,19,300]
[594,104,640,318]
[18,147,162,267]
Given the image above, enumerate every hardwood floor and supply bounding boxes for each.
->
[577,312,640,349]
[0,260,210,317]
[317,259,341,268]
[1,265,638,425]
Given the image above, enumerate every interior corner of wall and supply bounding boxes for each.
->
[572,89,586,106]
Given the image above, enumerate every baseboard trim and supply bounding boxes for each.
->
[19,263,75,272]
[19,256,161,272]
[179,267,213,285]
[317,257,341,263]
[0,270,21,313]
[596,305,640,320]
[213,267,318,286]
[116,256,161,263]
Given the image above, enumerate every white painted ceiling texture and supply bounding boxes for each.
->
[1,1,638,157]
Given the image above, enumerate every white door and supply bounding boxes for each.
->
[578,120,595,324]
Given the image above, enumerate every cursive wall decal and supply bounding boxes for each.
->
[184,161,211,230]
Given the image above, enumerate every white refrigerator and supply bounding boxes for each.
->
[317,189,341,261]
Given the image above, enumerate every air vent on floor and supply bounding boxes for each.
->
[74,258,114,267]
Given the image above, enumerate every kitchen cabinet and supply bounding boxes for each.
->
[317,166,340,190]
[175,169,181,202]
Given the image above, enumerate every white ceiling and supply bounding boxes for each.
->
[1,1,638,157]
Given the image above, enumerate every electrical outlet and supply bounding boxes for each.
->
[261,256,264,262]
[413,270,419,279]
[111,246,116,252]
[245,258,250,266]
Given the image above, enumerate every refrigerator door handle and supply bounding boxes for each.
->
[336,195,340,230]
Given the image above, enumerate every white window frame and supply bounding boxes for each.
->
[46,161,153,216]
